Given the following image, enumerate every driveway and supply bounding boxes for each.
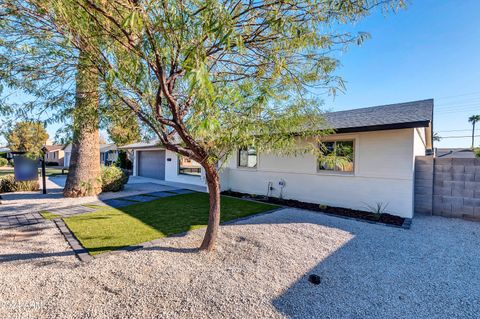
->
[0,208,478,319]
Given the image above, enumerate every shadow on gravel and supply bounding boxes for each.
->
[266,214,480,319]
[0,250,77,263]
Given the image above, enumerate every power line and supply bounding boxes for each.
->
[438,135,480,139]
[436,129,472,132]
[436,91,480,100]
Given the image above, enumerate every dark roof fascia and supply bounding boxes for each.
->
[332,120,431,134]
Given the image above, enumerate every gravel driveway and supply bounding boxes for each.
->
[0,208,479,319]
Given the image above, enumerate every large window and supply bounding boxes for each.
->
[178,156,202,176]
[238,147,257,168]
[318,140,354,173]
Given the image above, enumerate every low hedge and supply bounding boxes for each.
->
[101,166,129,192]
[0,158,8,167]
[0,174,39,193]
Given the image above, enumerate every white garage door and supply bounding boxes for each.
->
[138,150,165,180]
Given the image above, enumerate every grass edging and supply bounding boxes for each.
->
[53,219,93,262]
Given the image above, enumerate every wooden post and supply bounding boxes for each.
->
[41,147,47,194]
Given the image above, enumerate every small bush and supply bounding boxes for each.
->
[0,174,39,193]
[101,166,129,192]
[0,158,8,167]
[475,148,480,158]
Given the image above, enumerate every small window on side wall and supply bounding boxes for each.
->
[178,156,202,176]
[318,140,354,173]
[238,147,257,168]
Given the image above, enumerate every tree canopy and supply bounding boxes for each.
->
[5,121,49,156]
[0,0,405,249]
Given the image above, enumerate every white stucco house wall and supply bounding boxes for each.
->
[120,99,434,219]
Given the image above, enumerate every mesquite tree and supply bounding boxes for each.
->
[4,0,403,250]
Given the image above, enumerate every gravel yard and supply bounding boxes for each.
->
[0,208,479,319]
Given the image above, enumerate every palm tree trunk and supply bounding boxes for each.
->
[64,49,102,197]
[472,122,476,149]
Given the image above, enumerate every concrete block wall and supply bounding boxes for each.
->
[415,156,480,219]
[414,156,434,215]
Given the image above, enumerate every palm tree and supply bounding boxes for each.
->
[468,115,480,148]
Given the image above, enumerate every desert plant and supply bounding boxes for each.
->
[0,158,8,167]
[0,174,39,193]
[101,166,129,192]
[364,201,389,215]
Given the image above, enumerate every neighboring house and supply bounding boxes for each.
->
[100,144,119,166]
[120,99,434,219]
[44,145,65,165]
[63,143,119,167]
[0,147,11,157]
[436,148,476,158]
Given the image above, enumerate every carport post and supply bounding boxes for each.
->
[41,147,47,194]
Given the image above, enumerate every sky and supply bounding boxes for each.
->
[325,0,480,148]
[1,0,480,148]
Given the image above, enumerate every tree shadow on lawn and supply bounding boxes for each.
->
[64,192,278,255]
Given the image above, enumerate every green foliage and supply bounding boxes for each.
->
[63,192,277,255]
[40,211,61,220]
[364,201,389,215]
[5,121,49,157]
[0,174,39,193]
[107,116,140,146]
[115,151,132,170]
[0,158,8,167]
[0,0,405,170]
[101,166,129,192]
[475,148,480,158]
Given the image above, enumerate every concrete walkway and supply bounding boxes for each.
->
[0,176,196,229]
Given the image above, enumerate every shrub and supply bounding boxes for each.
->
[0,174,39,193]
[101,166,129,192]
[0,158,8,167]
[475,148,480,158]
[116,150,133,170]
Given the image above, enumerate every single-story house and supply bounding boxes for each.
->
[120,99,434,219]
[44,145,65,165]
[63,143,119,167]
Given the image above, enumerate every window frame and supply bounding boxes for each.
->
[237,147,258,169]
[177,155,202,177]
[317,139,356,175]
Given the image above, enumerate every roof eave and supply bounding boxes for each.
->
[333,120,431,134]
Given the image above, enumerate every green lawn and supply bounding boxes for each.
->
[0,167,67,177]
[40,211,62,220]
[63,192,277,255]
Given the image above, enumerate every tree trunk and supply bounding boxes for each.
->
[63,49,102,197]
[472,122,476,149]
[199,164,221,251]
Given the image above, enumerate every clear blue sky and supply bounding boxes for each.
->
[1,0,480,148]
[326,0,480,148]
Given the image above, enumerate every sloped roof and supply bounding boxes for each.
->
[322,99,433,133]
[45,145,65,152]
[437,148,476,158]
[100,143,118,152]
[118,140,162,150]
[119,99,434,150]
